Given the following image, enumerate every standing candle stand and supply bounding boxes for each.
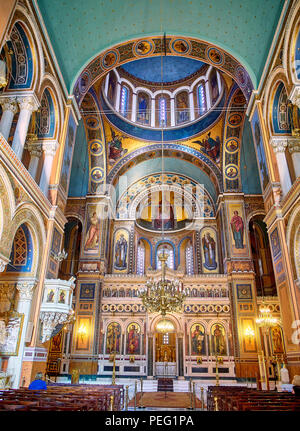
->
[138,377,144,408]
[192,382,196,410]
[215,355,223,386]
[125,385,129,410]
[134,380,137,411]
[200,387,204,411]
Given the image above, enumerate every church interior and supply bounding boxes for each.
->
[0,0,300,412]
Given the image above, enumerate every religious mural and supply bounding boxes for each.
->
[227,203,248,257]
[113,229,129,273]
[201,227,218,273]
[250,108,270,191]
[76,317,91,351]
[137,92,150,125]
[126,323,141,355]
[270,326,284,354]
[211,323,226,355]
[106,322,121,354]
[176,91,189,124]
[60,112,77,193]
[190,323,205,355]
[107,127,128,165]
[83,204,103,256]
[241,318,257,353]
[192,132,221,163]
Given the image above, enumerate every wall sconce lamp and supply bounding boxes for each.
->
[77,324,87,342]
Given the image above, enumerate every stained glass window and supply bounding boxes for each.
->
[156,244,174,270]
[159,97,167,126]
[198,83,207,115]
[120,85,129,117]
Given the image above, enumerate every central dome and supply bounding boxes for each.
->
[101,56,225,141]
[119,56,205,84]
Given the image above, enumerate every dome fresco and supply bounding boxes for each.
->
[119,56,205,83]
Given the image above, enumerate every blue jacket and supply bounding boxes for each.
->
[28,379,47,390]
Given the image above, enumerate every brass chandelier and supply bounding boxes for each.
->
[139,251,188,316]
[255,302,279,328]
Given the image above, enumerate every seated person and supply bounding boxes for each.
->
[28,372,47,390]
[292,375,300,396]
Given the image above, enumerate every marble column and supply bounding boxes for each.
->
[11,96,39,160]
[131,93,137,122]
[270,137,292,196]
[26,141,42,181]
[39,140,59,195]
[287,137,300,178]
[7,280,36,389]
[147,336,153,377]
[170,98,175,126]
[0,96,18,141]
[177,336,184,378]
[189,91,195,121]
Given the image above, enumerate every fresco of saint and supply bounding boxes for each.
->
[114,233,128,270]
[230,210,244,249]
[202,232,217,270]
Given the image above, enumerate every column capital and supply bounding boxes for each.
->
[0,96,18,114]
[17,95,39,112]
[25,141,42,158]
[287,137,300,154]
[289,86,300,109]
[16,281,36,301]
[270,137,288,153]
[42,140,59,157]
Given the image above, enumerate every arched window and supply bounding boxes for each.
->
[156,244,174,270]
[159,97,167,126]
[198,83,207,116]
[272,82,291,133]
[120,85,129,117]
[6,224,33,272]
[185,241,194,275]
[137,240,145,275]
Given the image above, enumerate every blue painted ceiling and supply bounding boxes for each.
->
[36,0,287,91]
[119,57,205,83]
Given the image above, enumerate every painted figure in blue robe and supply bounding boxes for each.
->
[137,94,149,124]
[114,233,128,270]
[193,132,220,163]
[202,232,217,270]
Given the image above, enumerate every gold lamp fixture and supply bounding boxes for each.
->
[139,251,188,316]
[255,302,279,328]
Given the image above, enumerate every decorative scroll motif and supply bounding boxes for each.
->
[39,311,68,343]
[74,36,253,105]
[81,91,106,193]
[8,23,29,88]
[223,88,246,191]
